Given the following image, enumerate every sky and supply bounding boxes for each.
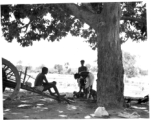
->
[0,31,151,70]
[121,40,151,70]
[1,34,98,68]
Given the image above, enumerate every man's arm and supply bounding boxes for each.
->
[43,75,49,84]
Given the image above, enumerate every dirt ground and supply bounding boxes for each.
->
[3,91,149,119]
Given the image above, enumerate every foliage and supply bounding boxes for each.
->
[123,51,136,78]
[35,64,45,72]
[90,66,98,72]
[26,65,33,72]
[67,68,72,74]
[1,2,147,49]
[17,60,22,64]
[138,68,148,76]
[120,2,147,43]
[64,62,70,69]
[67,68,77,74]
[16,65,23,71]
[47,67,56,73]
[54,64,63,74]
[85,63,91,71]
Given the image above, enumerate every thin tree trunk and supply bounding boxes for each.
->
[97,3,124,108]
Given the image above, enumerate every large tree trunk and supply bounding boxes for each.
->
[97,3,124,108]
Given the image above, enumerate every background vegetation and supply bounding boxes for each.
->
[15,50,148,78]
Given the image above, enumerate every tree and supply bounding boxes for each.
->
[54,64,63,74]
[16,60,23,71]
[67,68,72,74]
[139,68,148,76]
[123,52,137,78]
[27,65,33,73]
[17,60,22,65]
[1,2,146,108]
[36,64,45,72]
[86,63,91,71]
[16,65,23,71]
[90,66,97,73]
[64,62,70,69]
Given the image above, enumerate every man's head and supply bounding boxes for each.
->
[42,67,48,74]
[80,60,85,66]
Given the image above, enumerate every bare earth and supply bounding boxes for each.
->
[3,74,149,119]
[3,91,149,119]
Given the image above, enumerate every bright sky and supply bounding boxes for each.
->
[121,40,151,70]
[0,31,151,70]
[1,34,98,68]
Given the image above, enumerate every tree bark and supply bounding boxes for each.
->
[66,2,125,109]
[97,3,124,108]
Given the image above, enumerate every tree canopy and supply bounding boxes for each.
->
[1,2,147,49]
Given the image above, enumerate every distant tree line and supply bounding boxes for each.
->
[16,51,148,77]
[122,51,148,78]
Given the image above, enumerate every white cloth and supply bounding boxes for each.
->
[76,72,94,89]
[35,86,44,91]
[85,72,94,89]
[94,107,109,117]
[118,111,140,118]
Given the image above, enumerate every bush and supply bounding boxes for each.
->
[54,64,63,74]
[90,66,98,72]
[16,65,23,71]
[139,69,148,76]
[122,51,148,78]
[123,52,137,78]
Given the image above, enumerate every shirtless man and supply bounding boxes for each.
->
[77,60,88,93]
[34,67,65,101]
[78,60,88,73]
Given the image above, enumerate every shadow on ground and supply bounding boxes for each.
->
[3,92,149,119]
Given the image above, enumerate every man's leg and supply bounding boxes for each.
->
[43,83,60,96]
[88,86,92,98]
[49,84,66,102]
[48,89,56,96]
[43,83,66,99]
[79,85,82,93]
[84,87,87,98]
[79,78,84,93]
[42,83,54,95]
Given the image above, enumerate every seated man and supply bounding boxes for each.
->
[34,67,65,101]
[74,71,94,99]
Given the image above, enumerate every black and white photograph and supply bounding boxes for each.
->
[1,0,150,119]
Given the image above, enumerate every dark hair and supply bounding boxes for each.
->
[74,73,80,79]
[80,60,85,63]
[42,67,48,73]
